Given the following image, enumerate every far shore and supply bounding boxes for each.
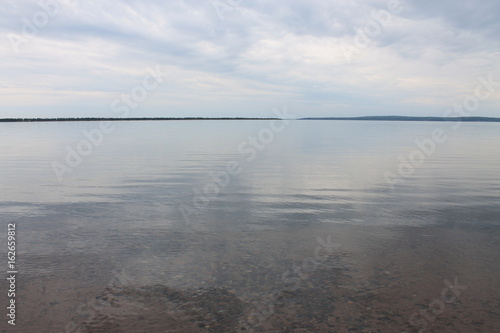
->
[300,116,500,122]
[1,116,500,123]
[0,117,279,122]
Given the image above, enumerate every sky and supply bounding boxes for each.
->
[1,0,499,119]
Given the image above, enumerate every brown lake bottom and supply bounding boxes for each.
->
[7,223,499,333]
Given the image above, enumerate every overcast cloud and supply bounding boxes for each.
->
[1,0,499,118]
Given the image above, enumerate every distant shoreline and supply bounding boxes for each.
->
[0,116,499,123]
[0,117,279,123]
[299,116,500,122]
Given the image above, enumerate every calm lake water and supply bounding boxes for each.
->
[1,120,499,332]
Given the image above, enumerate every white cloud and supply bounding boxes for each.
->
[0,0,499,118]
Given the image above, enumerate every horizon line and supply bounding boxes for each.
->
[0,115,500,123]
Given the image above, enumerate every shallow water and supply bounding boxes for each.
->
[0,120,499,332]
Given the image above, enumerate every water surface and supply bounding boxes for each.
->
[1,120,499,332]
